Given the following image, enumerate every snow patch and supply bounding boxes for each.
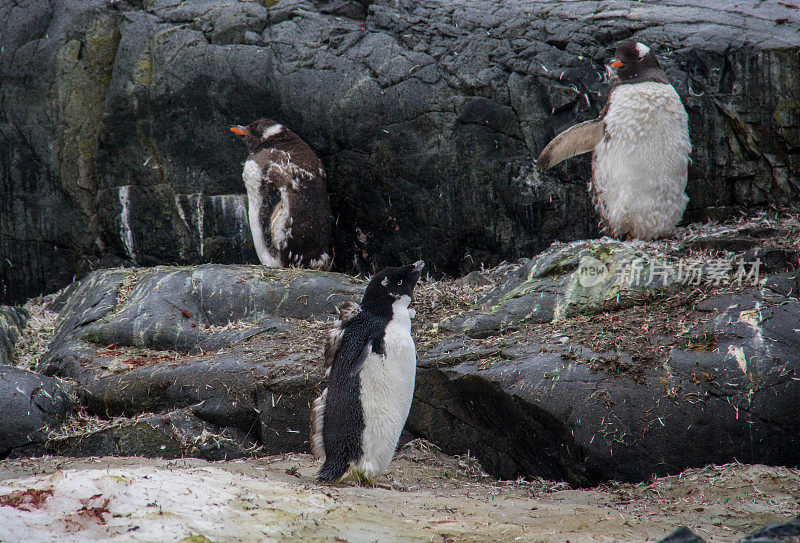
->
[0,467,331,543]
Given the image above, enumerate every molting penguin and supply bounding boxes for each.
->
[311,260,425,485]
[230,119,332,269]
[537,41,691,240]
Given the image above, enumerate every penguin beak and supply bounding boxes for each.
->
[610,60,624,69]
[412,260,425,273]
[229,126,247,136]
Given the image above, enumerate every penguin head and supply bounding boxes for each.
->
[361,260,425,315]
[610,41,660,81]
[230,118,291,153]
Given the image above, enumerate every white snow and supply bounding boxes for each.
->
[0,466,331,543]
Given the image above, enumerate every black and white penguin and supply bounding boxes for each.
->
[230,119,332,269]
[537,41,691,240]
[310,260,425,485]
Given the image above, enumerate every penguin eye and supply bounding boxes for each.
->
[397,279,403,285]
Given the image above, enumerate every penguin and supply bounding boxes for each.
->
[310,260,425,485]
[230,119,332,269]
[537,41,691,240]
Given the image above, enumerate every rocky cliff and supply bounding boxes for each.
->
[2,0,799,303]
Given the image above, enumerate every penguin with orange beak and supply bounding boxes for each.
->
[230,119,332,269]
[537,41,691,240]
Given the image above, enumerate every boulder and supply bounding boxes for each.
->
[41,264,363,377]
[2,0,799,303]
[443,238,685,338]
[9,408,260,461]
[740,517,800,543]
[0,307,28,365]
[0,365,75,457]
[34,265,359,458]
[409,280,800,485]
[658,527,706,543]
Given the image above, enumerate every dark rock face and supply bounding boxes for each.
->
[658,527,706,543]
[739,517,800,543]
[409,280,800,485]
[25,265,360,459]
[0,307,28,365]
[2,0,799,303]
[9,407,260,461]
[0,365,75,457]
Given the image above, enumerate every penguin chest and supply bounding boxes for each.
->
[242,159,279,267]
[592,82,691,239]
[358,310,417,475]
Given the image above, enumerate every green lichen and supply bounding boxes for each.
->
[134,54,154,87]
[55,12,122,242]
[179,537,218,543]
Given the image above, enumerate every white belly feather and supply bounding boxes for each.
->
[592,82,691,240]
[357,298,417,477]
[242,159,280,267]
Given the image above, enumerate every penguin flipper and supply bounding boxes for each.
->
[316,336,373,483]
[312,302,363,461]
[536,119,604,171]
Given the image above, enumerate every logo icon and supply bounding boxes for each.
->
[578,255,608,287]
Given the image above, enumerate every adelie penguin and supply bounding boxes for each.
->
[230,119,332,269]
[537,41,691,240]
[311,260,425,485]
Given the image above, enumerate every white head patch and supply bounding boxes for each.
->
[381,277,389,287]
[262,124,284,140]
[635,43,650,59]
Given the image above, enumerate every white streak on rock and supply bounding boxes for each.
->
[728,345,747,375]
[118,186,137,264]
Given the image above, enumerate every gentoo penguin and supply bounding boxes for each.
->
[230,119,332,269]
[537,41,691,240]
[311,260,425,485]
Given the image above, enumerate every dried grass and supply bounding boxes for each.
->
[12,295,59,371]
[45,411,146,441]
[112,268,144,314]
[638,204,800,256]
[413,262,522,342]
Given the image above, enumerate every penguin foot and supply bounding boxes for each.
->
[336,469,376,487]
[353,471,376,488]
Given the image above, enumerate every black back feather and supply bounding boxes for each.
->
[317,311,388,482]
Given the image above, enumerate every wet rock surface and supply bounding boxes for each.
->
[31,265,362,459]
[443,238,685,338]
[9,407,260,462]
[0,366,75,457]
[658,527,707,543]
[410,282,800,485]
[739,517,800,543]
[42,264,362,372]
[2,0,799,302]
